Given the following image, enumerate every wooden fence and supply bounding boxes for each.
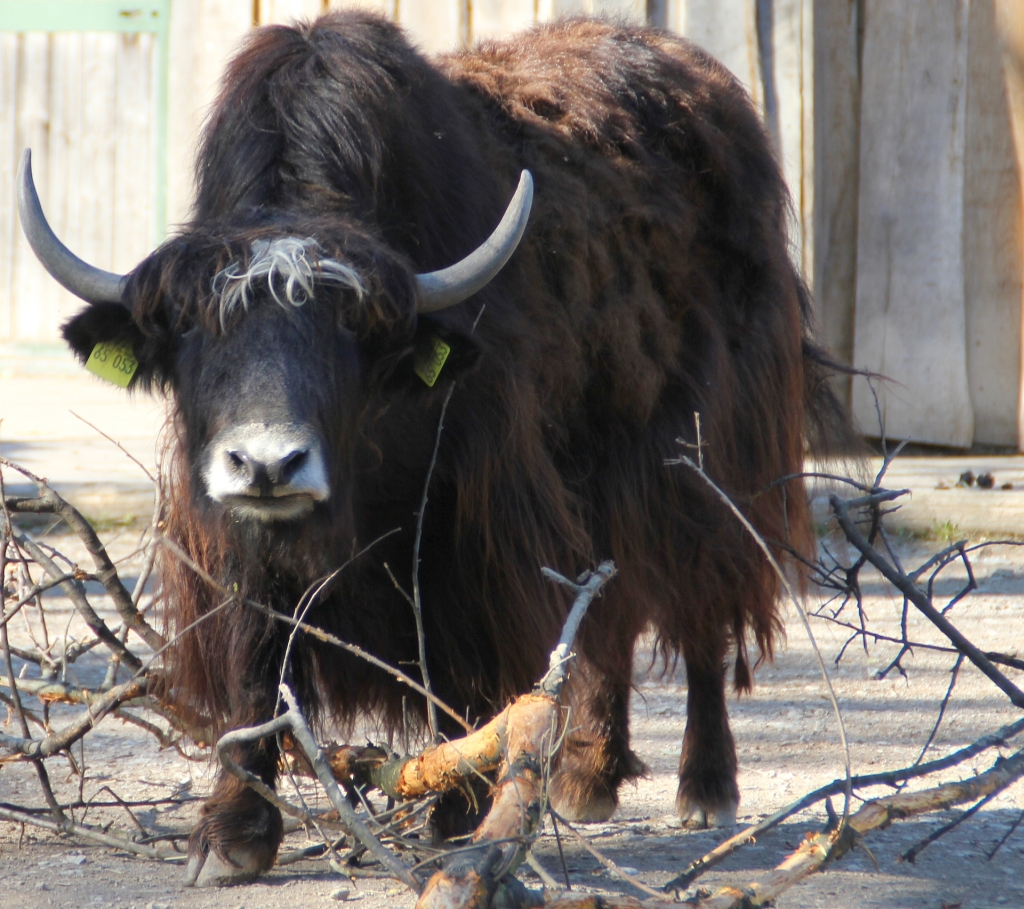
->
[3,1,1023,450]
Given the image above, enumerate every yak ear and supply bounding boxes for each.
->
[405,317,481,384]
[373,316,481,393]
[62,302,170,391]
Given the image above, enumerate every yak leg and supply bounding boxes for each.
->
[184,735,284,887]
[676,641,739,828]
[549,662,645,822]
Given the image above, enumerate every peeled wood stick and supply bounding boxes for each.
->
[685,747,1024,909]
[415,563,616,909]
[372,694,552,800]
[0,674,151,708]
[665,714,1024,891]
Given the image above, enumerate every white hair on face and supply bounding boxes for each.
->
[212,237,364,330]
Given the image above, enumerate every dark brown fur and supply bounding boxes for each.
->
[62,12,841,876]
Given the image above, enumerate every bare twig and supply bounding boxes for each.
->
[412,381,456,741]
[831,492,1024,708]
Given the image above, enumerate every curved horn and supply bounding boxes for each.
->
[415,170,534,313]
[17,149,126,304]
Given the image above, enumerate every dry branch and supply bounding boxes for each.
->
[0,678,147,758]
[414,562,616,909]
[830,492,1024,708]
[1,458,164,651]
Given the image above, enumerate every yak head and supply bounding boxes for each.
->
[17,150,531,526]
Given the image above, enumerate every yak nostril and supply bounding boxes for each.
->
[227,449,256,481]
[278,449,308,481]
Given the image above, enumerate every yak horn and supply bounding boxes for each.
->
[415,170,533,313]
[17,149,126,304]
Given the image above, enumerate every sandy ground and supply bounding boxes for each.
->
[2,518,1023,909]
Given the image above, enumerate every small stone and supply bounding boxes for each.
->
[147,902,171,909]
[977,472,995,489]
[331,888,351,901]
[617,866,639,876]
[66,855,87,865]
[36,883,50,891]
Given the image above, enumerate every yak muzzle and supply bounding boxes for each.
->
[202,423,329,521]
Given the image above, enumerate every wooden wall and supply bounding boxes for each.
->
[7,1,1022,451]
[818,0,1024,449]
[0,32,155,346]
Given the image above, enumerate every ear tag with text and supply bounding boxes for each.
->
[85,341,139,388]
[414,336,451,388]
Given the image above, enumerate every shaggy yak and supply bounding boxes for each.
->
[19,11,842,887]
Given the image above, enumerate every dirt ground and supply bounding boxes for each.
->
[2,522,1023,909]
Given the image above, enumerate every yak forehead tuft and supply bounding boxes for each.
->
[211,236,365,330]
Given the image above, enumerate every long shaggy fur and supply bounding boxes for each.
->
[64,11,848,869]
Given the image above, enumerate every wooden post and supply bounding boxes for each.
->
[813,0,861,403]
[964,0,1024,446]
[851,0,974,447]
[997,1,1024,450]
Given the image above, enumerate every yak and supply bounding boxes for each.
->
[18,11,842,887]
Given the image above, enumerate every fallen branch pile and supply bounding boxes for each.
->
[3,439,1024,907]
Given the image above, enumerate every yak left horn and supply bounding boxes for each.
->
[415,170,533,313]
[17,149,126,304]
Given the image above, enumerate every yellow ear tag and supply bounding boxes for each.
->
[85,341,139,388]
[414,336,451,388]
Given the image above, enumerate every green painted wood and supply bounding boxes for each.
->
[0,2,166,35]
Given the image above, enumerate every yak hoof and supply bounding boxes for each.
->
[184,845,267,887]
[675,794,738,829]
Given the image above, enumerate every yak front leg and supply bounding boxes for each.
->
[549,660,645,822]
[185,731,284,887]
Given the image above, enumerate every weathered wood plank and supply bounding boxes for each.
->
[472,0,536,42]
[329,0,396,17]
[590,0,645,21]
[114,33,155,274]
[668,0,760,102]
[259,0,323,26]
[398,0,464,52]
[995,1,1024,448]
[0,34,20,343]
[12,32,51,342]
[46,32,75,342]
[167,0,253,225]
[773,0,810,277]
[851,1,974,447]
[80,31,118,279]
[964,0,1023,446]
[812,0,860,389]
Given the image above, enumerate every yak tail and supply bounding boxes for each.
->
[797,281,864,459]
